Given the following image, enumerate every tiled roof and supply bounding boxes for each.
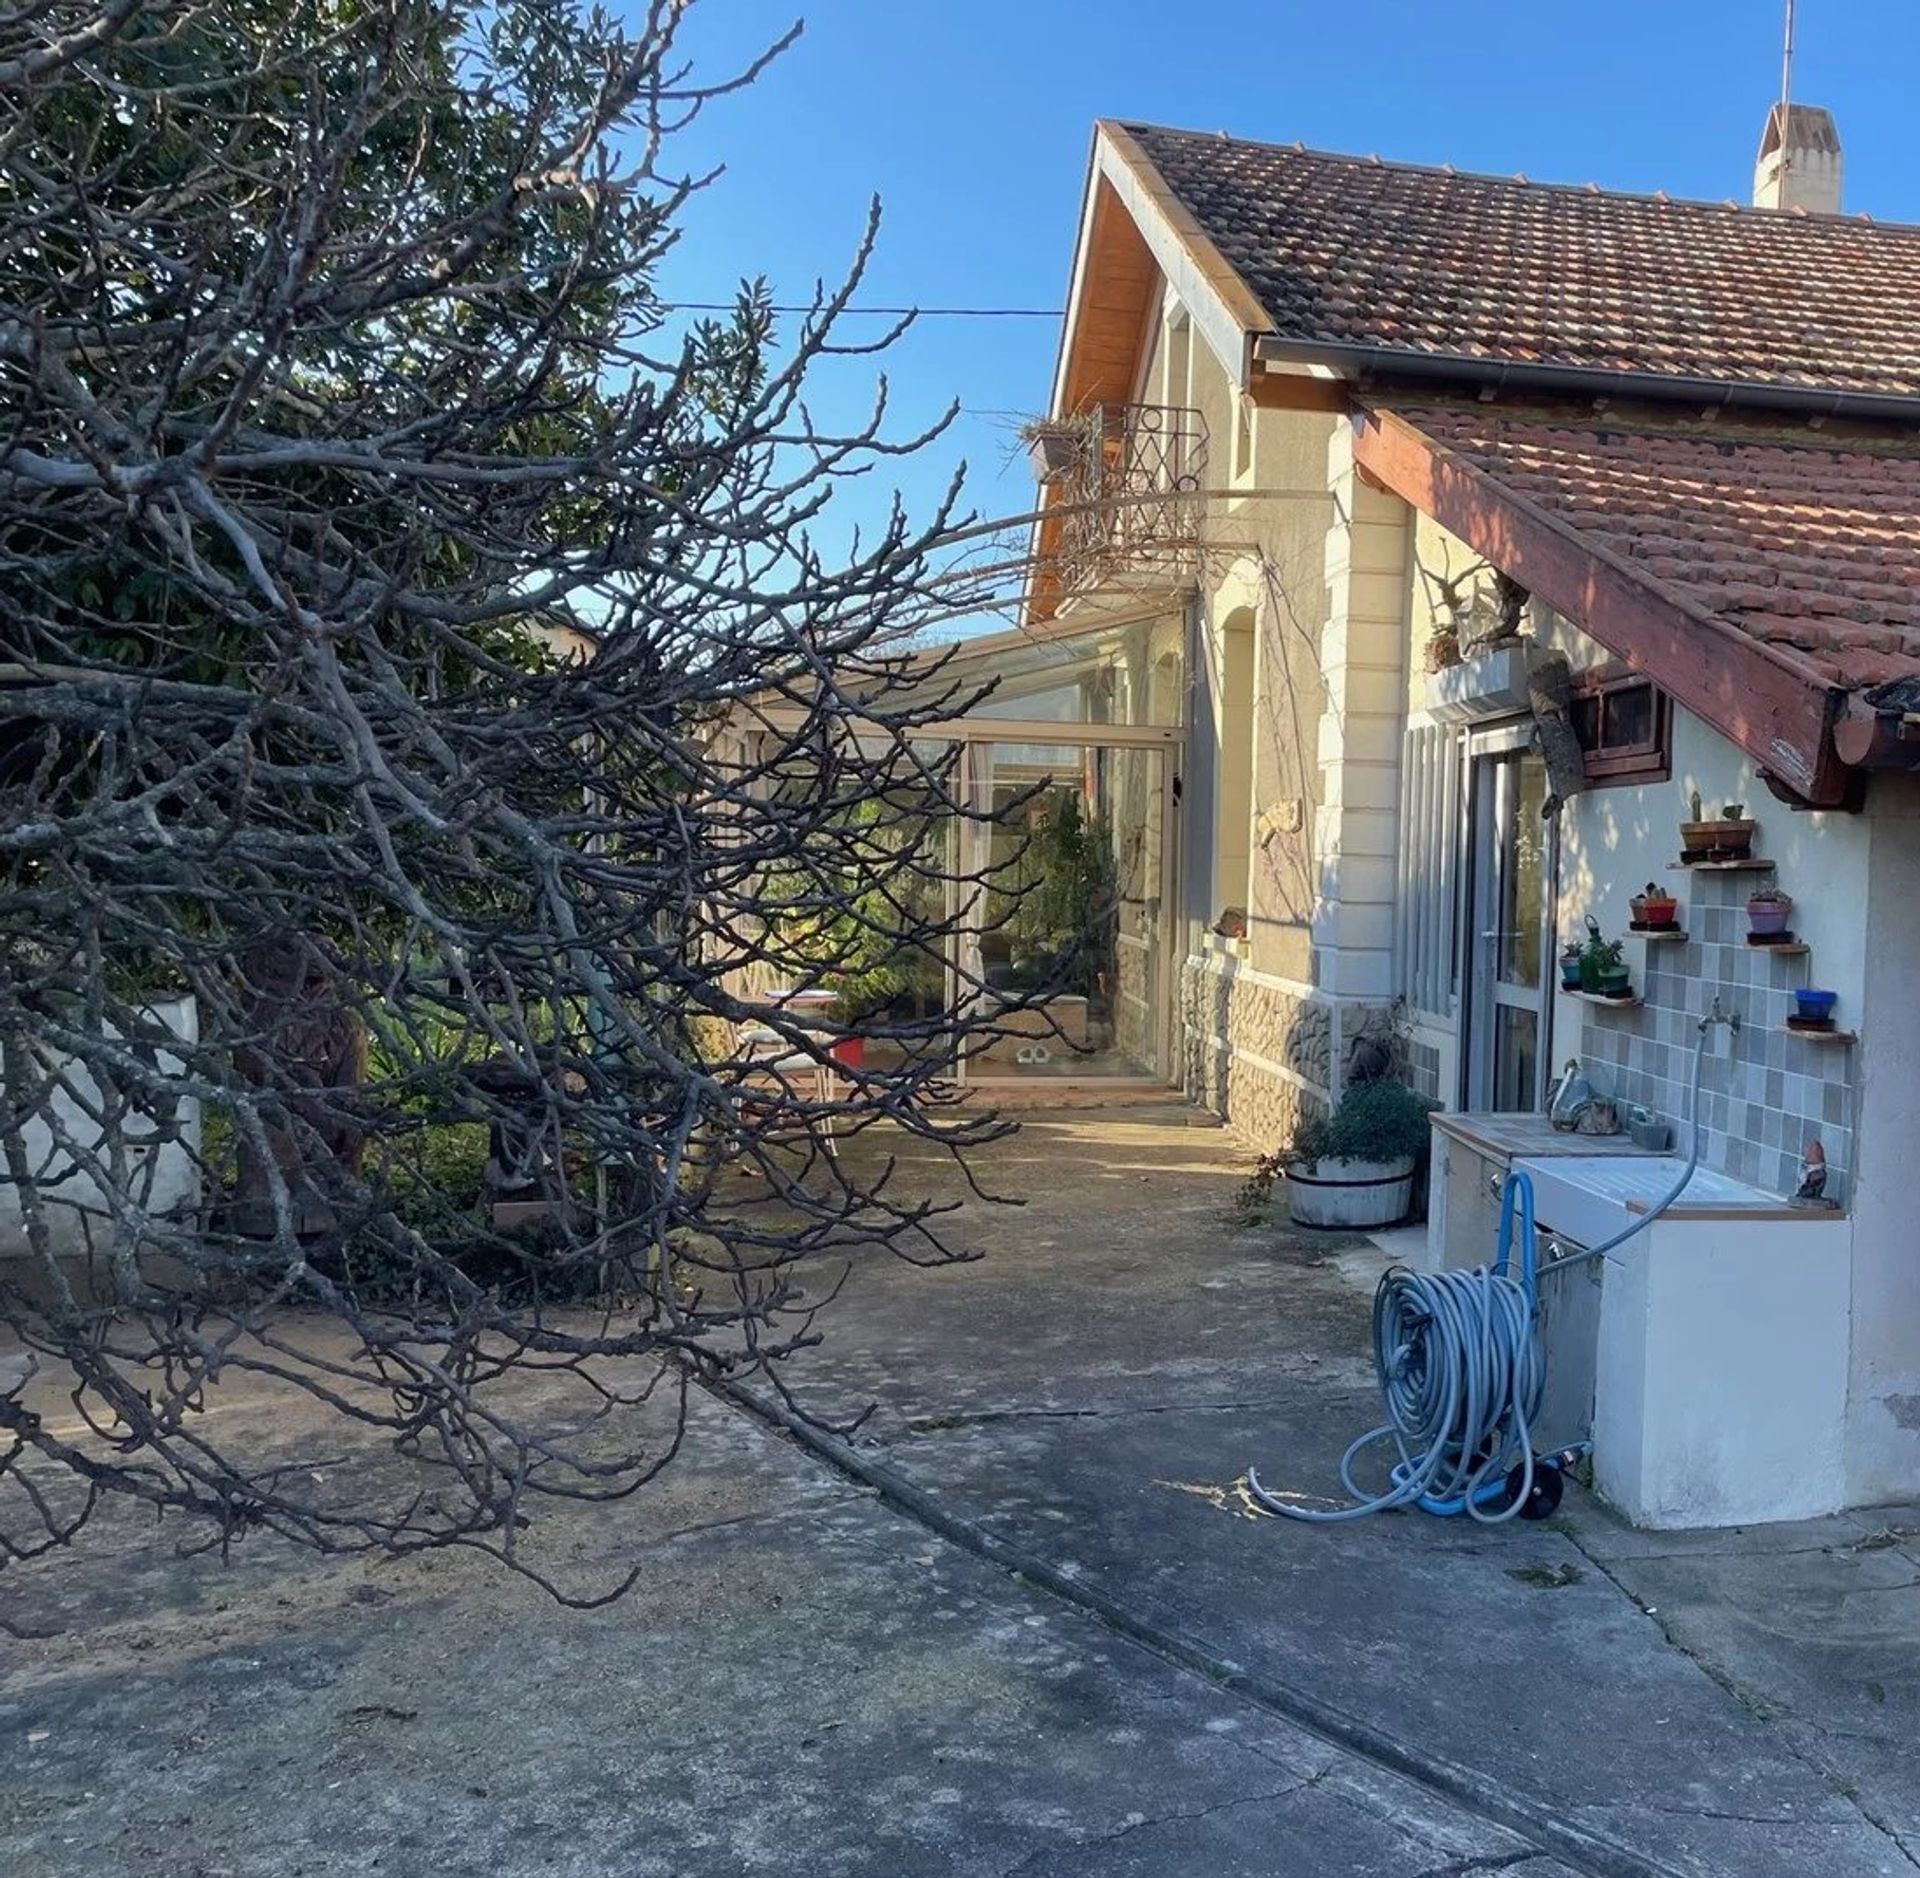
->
[1393,401,1920,689]
[1119,123,1920,402]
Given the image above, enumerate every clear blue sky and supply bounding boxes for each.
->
[657,1,1918,624]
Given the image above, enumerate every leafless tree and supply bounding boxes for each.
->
[0,0,1038,1599]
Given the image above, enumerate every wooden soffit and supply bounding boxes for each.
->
[1351,405,1851,806]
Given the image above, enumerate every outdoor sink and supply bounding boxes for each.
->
[1514,1153,1781,1248]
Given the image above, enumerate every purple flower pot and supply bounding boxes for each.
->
[1748,897,1792,936]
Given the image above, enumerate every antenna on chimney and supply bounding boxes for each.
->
[1753,4,1841,215]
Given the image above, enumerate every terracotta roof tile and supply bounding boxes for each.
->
[1389,402,1920,690]
[1122,124,1920,401]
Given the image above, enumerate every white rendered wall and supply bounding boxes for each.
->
[1844,772,1920,1503]
[0,996,202,1258]
[1592,1213,1851,1527]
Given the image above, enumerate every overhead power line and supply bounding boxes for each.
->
[652,297,1059,316]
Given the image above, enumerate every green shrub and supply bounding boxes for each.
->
[1292,1079,1436,1166]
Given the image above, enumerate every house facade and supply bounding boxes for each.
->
[1014,105,1920,1521]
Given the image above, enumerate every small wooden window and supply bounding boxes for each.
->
[1569,665,1671,785]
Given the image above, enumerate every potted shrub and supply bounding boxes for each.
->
[1284,1079,1437,1230]
[1747,886,1793,939]
[1629,882,1679,932]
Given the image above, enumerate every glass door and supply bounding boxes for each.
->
[976,740,1165,1083]
[1465,746,1552,1112]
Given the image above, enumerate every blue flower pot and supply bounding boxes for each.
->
[1794,988,1838,1023]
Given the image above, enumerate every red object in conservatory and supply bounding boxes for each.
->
[828,1036,865,1071]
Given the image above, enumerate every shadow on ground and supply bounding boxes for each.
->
[773,1107,1920,1878]
[5,1106,1919,1877]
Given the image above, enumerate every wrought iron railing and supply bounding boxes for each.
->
[1030,403,1208,594]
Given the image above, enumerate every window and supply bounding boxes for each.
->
[1569,665,1670,785]
[1213,611,1256,923]
[1395,723,1463,1019]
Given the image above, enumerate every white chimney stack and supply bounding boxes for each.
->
[1753,101,1843,215]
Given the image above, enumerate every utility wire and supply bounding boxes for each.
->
[653,302,1062,318]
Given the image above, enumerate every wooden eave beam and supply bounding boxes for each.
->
[1247,372,1352,415]
[1350,406,1852,807]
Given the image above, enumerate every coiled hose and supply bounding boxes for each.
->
[1248,1019,1718,1524]
[1247,1253,1544,1524]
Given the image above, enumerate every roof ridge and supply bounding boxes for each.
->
[1112,118,1918,236]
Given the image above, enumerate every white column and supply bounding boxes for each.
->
[1313,422,1412,1012]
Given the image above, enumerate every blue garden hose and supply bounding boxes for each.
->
[1247,1172,1547,1524]
[1248,1014,1727,1525]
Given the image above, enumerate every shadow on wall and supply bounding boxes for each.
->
[1252,552,1324,933]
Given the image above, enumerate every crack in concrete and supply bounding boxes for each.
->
[902,1398,1308,1434]
[1559,1527,1920,1872]
[1410,1853,1540,1878]
[994,1775,1320,1876]
[710,1370,1702,1878]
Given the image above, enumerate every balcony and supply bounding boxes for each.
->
[1028,403,1208,598]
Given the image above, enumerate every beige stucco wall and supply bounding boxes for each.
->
[1151,289,1346,1140]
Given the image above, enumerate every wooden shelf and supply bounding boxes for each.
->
[1668,858,1776,872]
[1750,941,1810,957]
[1782,1026,1856,1045]
[1635,928,1689,942]
[1566,990,1643,1009]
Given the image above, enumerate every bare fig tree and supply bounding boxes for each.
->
[0,0,1035,1599]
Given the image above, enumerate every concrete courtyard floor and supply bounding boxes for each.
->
[7,1106,1920,1876]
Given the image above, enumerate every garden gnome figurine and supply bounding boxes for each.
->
[1792,1138,1830,1208]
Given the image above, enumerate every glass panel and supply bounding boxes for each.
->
[1493,1005,1539,1113]
[1603,682,1654,750]
[827,740,966,1079]
[970,741,1164,1081]
[1498,756,1546,989]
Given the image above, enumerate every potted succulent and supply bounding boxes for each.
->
[1284,1078,1438,1230]
[1594,939,1632,999]
[1559,941,1584,991]
[1680,790,1757,863]
[1578,919,1630,997]
[1629,882,1680,932]
[1747,886,1793,939]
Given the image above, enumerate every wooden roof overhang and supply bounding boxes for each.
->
[1350,404,1854,807]
[1030,123,1298,621]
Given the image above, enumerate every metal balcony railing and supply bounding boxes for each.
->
[1030,403,1208,595]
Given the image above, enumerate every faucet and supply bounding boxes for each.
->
[1699,995,1741,1038]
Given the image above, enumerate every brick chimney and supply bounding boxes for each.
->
[1753,100,1843,214]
